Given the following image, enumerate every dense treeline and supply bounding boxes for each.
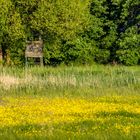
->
[0,0,139,66]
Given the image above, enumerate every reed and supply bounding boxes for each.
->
[0,65,139,97]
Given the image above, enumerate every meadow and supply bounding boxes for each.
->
[0,65,140,140]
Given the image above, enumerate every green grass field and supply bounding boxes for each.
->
[0,65,140,140]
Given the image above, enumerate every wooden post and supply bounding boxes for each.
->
[40,57,43,66]
[25,57,28,67]
[0,48,3,64]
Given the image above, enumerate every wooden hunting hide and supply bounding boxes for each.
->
[25,40,43,66]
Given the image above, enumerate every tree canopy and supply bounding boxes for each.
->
[0,0,139,65]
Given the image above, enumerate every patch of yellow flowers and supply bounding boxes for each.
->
[0,96,140,136]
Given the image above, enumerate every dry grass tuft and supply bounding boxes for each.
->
[0,75,20,89]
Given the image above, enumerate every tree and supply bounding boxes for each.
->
[89,0,140,65]
[0,0,25,65]
[31,0,90,40]
[30,0,91,65]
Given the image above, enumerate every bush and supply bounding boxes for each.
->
[94,49,110,64]
[116,27,140,65]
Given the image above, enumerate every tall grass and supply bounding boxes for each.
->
[0,65,139,97]
[0,65,140,140]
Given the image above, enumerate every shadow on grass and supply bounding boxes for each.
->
[1,114,140,140]
[95,110,140,119]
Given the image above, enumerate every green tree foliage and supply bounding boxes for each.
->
[116,0,140,65]
[0,0,25,65]
[31,0,91,65]
[89,0,140,65]
[0,0,11,47]
[31,0,90,40]
[0,0,139,66]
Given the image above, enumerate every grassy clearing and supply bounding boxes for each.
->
[0,65,140,139]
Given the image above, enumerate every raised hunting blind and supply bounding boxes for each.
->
[25,40,43,66]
